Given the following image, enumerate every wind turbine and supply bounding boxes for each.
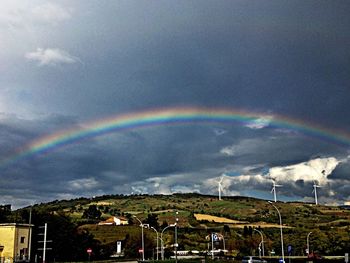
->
[271,180,282,202]
[218,176,224,200]
[312,181,321,205]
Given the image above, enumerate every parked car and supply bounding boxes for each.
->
[242,256,267,263]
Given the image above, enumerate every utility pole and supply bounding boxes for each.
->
[307,232,312,255]
[43,223,47,263]
[150,227,159,260]
[211,233,214,260]
[160,224,176,260]
[38,223,52,263]
[133,216,145,261]
[175,211,179,263]
[268,201,284,263]
[27,206,32,262]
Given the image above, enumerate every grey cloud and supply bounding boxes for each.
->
[329,160,350,180]
[1,1,350,207]
[4,0,346,124]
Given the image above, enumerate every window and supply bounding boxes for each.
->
[20,236,25,243]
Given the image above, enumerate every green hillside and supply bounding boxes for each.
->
[35,193,350,228]
[7,193,350,261]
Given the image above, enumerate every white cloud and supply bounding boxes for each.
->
[220,145,236,156]
[224,157,340,188]
[0,2,71,27]
[68,178,99,191]
[245,116,273,129]
[146,177,173,194]
[99,157,346,204]
[25,48,79,66]
[219,138,267,157]
[203,175,242,196]
[197,157,342,203]
[213,128,227,136]
[131,185,149,195]
[30,3,72,24]
[0,1,27,26]
[268,157,339,185]
[126,173,205,195]
[125,157,341,199]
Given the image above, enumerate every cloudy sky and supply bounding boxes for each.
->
[1,0,350,208]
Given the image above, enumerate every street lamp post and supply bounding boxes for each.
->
[150,226,159,260]
[268,201,284,263]
[257,241,262,257]
[133,215,145,261]
[211,233,214,260]
[161,224,176,260]
[254,229,265,257]
[175,211,179,263]
[307,232,312,255]
[215,233,226,252]
[160,237,164,260]
[219,234,226,251]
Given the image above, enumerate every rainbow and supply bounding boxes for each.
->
[2,107,350,167]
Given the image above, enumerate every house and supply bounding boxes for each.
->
[98,216,129,226]
[0,223,33,263]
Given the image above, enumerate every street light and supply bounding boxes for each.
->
[254,228,265,257]
[307,232,312,255]
[150,226,159,260]
[133,215,145,261]
[268,201,284,263]
[212,233,215,260]
[175,211,179,263]
[258,241,263,258]
[161,223,176,260]
[217,233,226,251]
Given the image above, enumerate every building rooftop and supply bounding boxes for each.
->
[0,223,34,227]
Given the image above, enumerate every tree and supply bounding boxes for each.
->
[243,226,249,236]
[161,220,168,228]
[30,209,100,262]
[144,213,159,229]
[223,224,230,234]
[82,205,102,220]
[0,205,11,223]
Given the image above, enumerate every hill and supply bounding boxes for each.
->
[31,193,350,228]
[10,193,350,261]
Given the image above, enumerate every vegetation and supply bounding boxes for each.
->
[1,194,349,261]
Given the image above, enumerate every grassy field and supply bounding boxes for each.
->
[32,193,350,252]
[79,225,141,244]
[194,213,247,223]
[42,194,350,228]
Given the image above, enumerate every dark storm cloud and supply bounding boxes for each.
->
[0,113,349,207]
[329,160,350,179]
[12,0,349,127]
[1,1,350,207]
